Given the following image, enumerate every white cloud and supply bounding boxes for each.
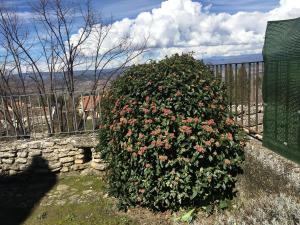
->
[71,0,300,63]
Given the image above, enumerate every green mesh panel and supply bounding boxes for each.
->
[262,17,300,164]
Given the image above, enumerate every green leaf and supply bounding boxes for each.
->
[174,208,196,223]
[219,199,229,209]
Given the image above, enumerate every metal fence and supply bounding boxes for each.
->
[210,61,264,137]
[0,61,265,140]
[0,91,102,139]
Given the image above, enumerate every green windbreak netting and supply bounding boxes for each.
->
[262,17,300,164]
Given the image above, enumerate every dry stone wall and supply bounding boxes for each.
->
[0,135,106,175]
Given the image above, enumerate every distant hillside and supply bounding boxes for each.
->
[204,53,263,65]
[6,54,264,94]
[17,68,124,93]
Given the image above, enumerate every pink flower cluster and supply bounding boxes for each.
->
[149,130,173,149]
[138,146,148,155]
[120,105,133,116]
[129,99,137,105]
[182,117,199,124]
[128,118,137,126]
[204,140,212,146]
[203,119,215,126]
[162,108,172,116]
[120,117,128,125]
[194,145,205,153]
[179,126,192,134]
[138,133,145,139]
[150,128,161,136]
[142,108,150,114]
[202,125,214,133]
[151,102,157,113]
[227,132,233,141]
[126,129,133,137]
[158,155,168,162]
[144,119,154,124]
[221,132,233,141]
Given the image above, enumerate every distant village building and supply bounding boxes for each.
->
[78,95,101,118]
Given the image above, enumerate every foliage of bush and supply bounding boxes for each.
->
[98,54,245,211]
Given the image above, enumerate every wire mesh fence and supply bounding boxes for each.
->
[0,91,102,139]
[210,61,264,137]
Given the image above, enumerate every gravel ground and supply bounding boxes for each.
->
[245,137,300,191]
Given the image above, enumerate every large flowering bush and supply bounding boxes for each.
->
[98,54,245,211]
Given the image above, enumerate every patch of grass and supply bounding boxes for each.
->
[8,153,299,225]
[22,175,138,225]
[25,202,137,225]
[57,175,105,193]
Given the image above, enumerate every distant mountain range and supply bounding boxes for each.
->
[204,53,263,65]
[22,53,263,81]
[7,53,263,93]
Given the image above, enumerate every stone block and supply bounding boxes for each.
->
[75,159,84,164]
[75,154,84,159]
[67,151,77,156]
[10,164,20,170]
[77,148,84,154]
[29,150,42,156]
[43,142,55,147]
[45,155,59,161]
[17,151,28,158]
[42,152,53,158]
[73,137,97,148]
[19,164,28,171]
[3,145,16,150]
[29,142,41,149]
[92,158,102,163]
[93,154,101,159]
[60,157,74,163]
[0,152,16,158]
[1,164,10,170]
[0,147,9,152]
[91,162,106,171]
[2,158,14,164]
[43,148,54,153]
[49,162,62,170]
[63,162,73,167]
[59,144,73,151]
[9,170,17,175]
[71,164,86,171]
[58,152,68,158]
[15,158,27,164]
[61,167,69,172]
[18,143,28,149]
[51,167,61,172]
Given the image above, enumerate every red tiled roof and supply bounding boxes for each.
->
[81,96,101,111]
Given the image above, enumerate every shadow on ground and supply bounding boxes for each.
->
[0,156,57,225]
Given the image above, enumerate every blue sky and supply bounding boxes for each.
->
[4,0,280,20]
[1,0,299,64]
[98,0,279,20]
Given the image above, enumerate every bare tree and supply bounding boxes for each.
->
[0,0,146,137]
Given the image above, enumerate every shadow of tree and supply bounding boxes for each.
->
[0,156,57,225]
